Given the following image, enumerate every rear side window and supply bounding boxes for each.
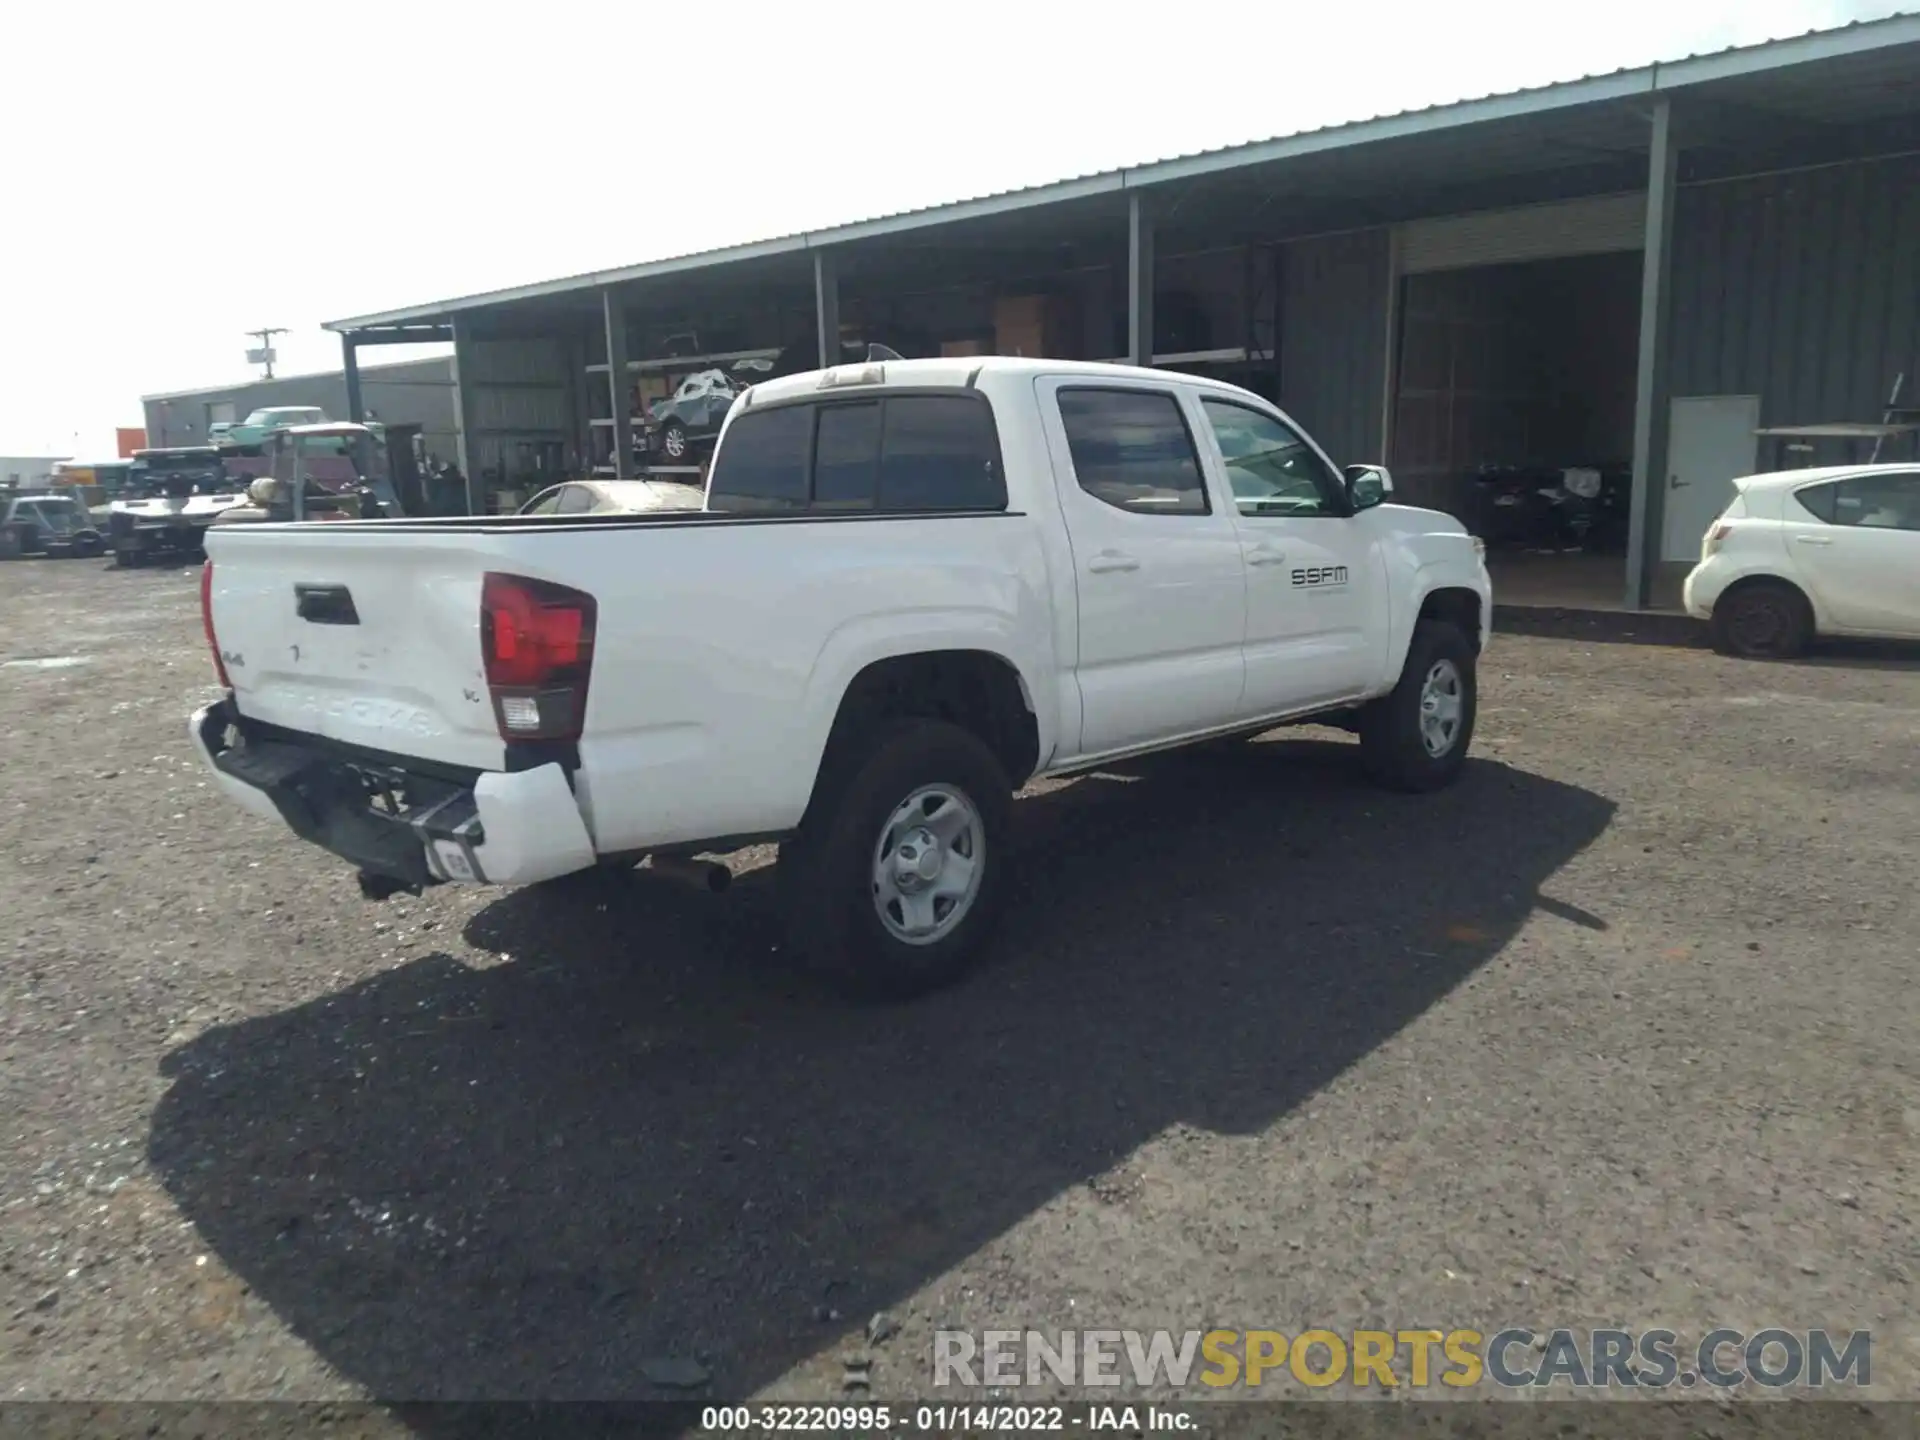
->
[1057,388,1209,515]
[708,392,1004,514]
[1793,482,1838,523]
[1832,471,1920,531]
[707,406,811,512]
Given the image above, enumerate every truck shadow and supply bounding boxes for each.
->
[149,737,1614,1408]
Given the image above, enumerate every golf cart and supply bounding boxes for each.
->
[210,422,405,527]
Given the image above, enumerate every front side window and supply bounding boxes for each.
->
[524,486,565,515]
[706,405,811,512]
[1057,388,1209,516]
[1200,399,1343,517]
[556,484,594,516]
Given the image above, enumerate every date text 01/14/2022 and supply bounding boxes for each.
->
[697,1404,1196,1432]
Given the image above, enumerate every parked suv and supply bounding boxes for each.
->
[639,369,742,461]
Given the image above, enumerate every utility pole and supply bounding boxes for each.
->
[246,327,288,379]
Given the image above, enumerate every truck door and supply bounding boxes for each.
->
[1036,377,1246,757]
[1192,396,1382,713]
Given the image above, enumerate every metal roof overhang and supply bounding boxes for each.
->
[326,13,1920,335]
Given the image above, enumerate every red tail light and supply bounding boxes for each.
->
[480,571,597,742]
[200,560,232,690]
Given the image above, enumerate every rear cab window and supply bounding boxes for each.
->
[707,391,1005,515]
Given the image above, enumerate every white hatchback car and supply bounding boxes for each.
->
[1683,464,1920,658]
[517,478,706,516]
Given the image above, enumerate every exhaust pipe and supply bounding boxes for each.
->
[647,854,732,893]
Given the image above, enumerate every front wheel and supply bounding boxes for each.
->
[780,720,1011,1000]
[1357,620,1477,792]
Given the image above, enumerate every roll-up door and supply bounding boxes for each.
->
[1398,193,1645,275]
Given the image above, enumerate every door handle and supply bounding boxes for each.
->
[1244,542,1288,568]
[1086,550,1140,574]
[1794,534,1834,546]
[1668,474,1688,489]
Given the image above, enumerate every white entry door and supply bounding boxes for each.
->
[1663,396,1760,561]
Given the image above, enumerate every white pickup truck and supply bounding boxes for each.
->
[190,357,1491,996]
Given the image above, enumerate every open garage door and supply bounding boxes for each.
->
[1399,193,1645,274]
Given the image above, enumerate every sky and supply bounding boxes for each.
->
[1,0,1909,456]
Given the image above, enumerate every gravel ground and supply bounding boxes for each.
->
[0,556,1915,1416]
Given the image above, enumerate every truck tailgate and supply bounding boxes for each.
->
[204,526,506,771]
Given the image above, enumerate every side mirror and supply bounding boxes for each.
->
[1345,463,1393,511]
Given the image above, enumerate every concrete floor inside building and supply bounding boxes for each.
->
[1485,551,1690,613]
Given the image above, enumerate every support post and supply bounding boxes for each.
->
[341,334,364,423]
[1378,227,1402,466]
[1626,97,1678,611]
[814,249,841,371]
[450,315,480,514]
[602,288,634,480]
[1127,192,1155,368]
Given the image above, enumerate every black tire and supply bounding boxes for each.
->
[661,422,688,461]
[68,530,104,559]
[113,545,145,569]
[780,720,1011,1000]
[1711,580,1811,660]
[0,527,21,561]
[1357,620,1477,793]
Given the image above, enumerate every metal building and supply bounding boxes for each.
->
[323,16,1920,609]
[142,357,460,467]
[1,456,72,488]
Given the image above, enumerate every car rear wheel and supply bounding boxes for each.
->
[661,422,688,460]
[779,720,1011,1000]
[1711,580,1811,660]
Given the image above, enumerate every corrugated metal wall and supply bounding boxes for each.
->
[1669,154,1920,428]
[458,336,576,487]
[1277,228,1390,468]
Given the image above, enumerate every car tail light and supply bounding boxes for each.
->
[480,571,597,742]
[1704,522,1733,557]
[200,560,232,690]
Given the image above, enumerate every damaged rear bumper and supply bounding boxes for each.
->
[187,697,595,889]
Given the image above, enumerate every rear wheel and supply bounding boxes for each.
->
[661,422,688,461]
[1711,581,1811,660]
[1357,620,1477,792]
[780,720,1011,1000]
